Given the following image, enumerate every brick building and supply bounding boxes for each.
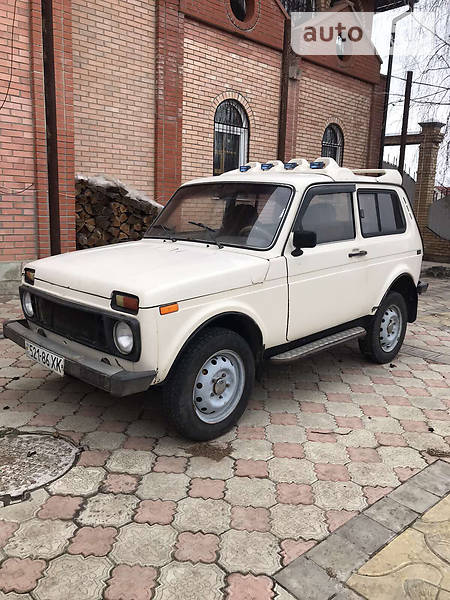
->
[1,0,411,289]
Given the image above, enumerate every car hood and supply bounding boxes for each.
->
[27,240,270,307]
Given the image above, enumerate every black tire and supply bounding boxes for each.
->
[163,326,255,441]
[359,291,408,364]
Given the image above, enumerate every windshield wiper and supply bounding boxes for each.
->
[147,223,177,241]
[188,221,223,249]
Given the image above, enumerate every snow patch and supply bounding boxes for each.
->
[76,174,163,210]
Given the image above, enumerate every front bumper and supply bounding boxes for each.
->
[3,319,156,397]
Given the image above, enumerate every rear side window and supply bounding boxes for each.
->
[358,190,406,237]
[299,191,355,244]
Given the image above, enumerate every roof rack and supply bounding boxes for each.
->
[352,169,387,175]
[293,156,402,185]
[225,157,403,186]
[351,169,403,185]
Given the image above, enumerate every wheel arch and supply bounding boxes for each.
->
[379,273,418,322]
[162,311,264,384]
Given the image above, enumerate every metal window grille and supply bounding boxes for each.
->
[321,124,344,166]
[213,100,249,175]
[280,0,316,13]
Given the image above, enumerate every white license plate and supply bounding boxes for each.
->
[25,341,65,376]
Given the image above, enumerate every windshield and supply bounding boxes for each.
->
[145,182,293,250]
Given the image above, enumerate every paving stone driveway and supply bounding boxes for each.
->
[347,489,450,599]
[0,273,449,599]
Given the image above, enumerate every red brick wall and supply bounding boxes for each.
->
[284,74,300,162]
[0,0,37,261]
[1,0,398,265]
[71,0,157,196]
[181,0,287,50]
[0,0,75,263]
[30,0,50,259]
[182,18,282,183]
[368,74,386,168]
[303,50,381,87]
[53,0,76,254]
[154,0,184,205]
[422,230,450,263]
[296,60,373,167]
[414,124,450,262]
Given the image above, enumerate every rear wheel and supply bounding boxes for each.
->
[359,291,408,364]
[164,327,255,440]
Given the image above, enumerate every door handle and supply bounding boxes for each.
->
[348,250,367,258]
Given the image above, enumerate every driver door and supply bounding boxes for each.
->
[285,184,369,341]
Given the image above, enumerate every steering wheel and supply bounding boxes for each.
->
[238,224,273,244]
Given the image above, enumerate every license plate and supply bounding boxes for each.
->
[25,341,65,376]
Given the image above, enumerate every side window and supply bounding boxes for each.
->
[300,192,355,244]
[358,190,406,237]
[378,192,402,232]
[358,193,378,236]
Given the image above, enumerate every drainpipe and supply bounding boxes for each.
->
[378,4,413,169]
[41,0,61,255]
[278,17,291,162]
[398,70,413,175]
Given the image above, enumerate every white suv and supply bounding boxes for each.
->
[5,158,427,440]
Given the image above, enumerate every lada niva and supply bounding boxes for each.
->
[5,157,427,440]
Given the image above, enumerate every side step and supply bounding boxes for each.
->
[270,327,366,363]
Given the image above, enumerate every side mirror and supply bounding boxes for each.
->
[292,230,317,257]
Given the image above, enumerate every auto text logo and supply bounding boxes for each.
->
[291,11,376,58]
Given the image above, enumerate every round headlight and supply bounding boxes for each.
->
[113,321,134,354]
[23,291,34,317]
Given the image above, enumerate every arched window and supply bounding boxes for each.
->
[321,124,344,166]
[230,0,248,21]
[214,100,249,175]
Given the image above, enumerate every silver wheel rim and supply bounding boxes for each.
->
[193,350,245,424]
[379,304,403,352]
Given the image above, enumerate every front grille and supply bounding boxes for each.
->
[34,295,107,349]
[21,287,141,362]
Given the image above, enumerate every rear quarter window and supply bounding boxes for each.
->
[358,189,406,238]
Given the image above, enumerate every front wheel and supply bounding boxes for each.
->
[163,327,255,441]
[359,291,408,364]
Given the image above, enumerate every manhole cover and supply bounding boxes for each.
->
[0,432,79,500]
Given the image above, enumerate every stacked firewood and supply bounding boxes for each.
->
[75,175,162,250]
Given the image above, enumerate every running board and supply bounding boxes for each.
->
[270,327,366,363]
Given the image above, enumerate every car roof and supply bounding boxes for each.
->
[182,157,403,190]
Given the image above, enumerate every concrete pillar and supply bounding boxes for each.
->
[414,122,449,262]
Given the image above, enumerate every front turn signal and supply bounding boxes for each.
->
[159,303,178,315]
